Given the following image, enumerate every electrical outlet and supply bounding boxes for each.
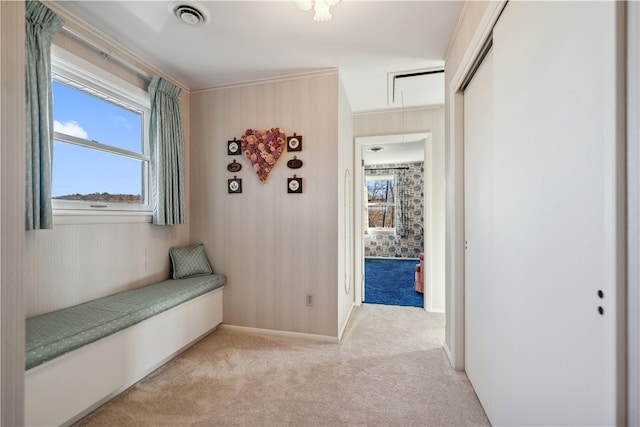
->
[306,293,314,307]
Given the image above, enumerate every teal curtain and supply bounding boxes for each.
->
[25,0,63,230]
[149,76,186,225]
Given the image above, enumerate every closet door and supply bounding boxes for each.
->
[464,1,623,425]
[463,47,495,413]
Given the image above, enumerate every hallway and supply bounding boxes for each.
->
[76,304,489,426]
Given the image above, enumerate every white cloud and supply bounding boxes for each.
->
[113,115,132,130]
[54,120,88,139]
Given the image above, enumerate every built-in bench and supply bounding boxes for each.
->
[25,273,225,426]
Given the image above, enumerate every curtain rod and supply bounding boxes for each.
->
[59,26,153,84]
[45,0,191,92]
[365,167,410,171]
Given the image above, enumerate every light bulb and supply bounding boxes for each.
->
[296,0,339,21]
[313,2,332,21]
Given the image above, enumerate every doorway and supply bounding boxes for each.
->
[354,133,432,309]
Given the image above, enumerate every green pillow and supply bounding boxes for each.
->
[169,243,213,279]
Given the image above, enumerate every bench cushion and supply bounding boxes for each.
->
[26,274,225,370]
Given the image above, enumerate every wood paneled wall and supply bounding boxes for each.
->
[1,2,26,424]
[24,222,190,317]
[354,106,442,137]
[190,72,341,337]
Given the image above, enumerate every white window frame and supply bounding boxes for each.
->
[51,46,151,221]
[366,174,396,235]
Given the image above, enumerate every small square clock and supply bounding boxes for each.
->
[287,134,302,152]
[287,176,303,194]
[228,177,242,194]
[227,139,241,155]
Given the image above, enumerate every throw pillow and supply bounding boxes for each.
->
[169,243,213,279]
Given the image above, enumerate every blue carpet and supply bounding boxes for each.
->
[364,258,423,307]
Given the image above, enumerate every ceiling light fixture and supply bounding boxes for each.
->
[295,0,340,22]
[169,0,211,27]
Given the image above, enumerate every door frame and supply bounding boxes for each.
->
[444,0,506,370]
[354,132,432,309]
[628,1,639,424]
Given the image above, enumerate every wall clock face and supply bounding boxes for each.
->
[287,177,303,193]
[287,135,303,152]
[228,178,242,193]
[228,140,241,155]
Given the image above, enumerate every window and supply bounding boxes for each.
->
[51,47,150,214]
[366,175,396,233]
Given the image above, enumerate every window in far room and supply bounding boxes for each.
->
[366,175,396,233]
[51,49,151,213]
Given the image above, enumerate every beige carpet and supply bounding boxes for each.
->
[75,304,490,427]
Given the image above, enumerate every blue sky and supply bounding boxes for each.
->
[52,81,144,197]
[366,177,395,203]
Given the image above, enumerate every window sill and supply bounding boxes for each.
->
[366,229,397,236]
[53,210,153,225]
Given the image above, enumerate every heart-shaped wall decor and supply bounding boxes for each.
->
[241,128,286,183]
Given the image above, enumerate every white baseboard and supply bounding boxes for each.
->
[442,343,456,369]
[219,324,339,343]
[338,303,356,342]
[427,308,446,314]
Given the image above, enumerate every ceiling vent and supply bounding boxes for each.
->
[387,68,445,108]
[169,1,211,26]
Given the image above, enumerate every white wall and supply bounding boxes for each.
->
[337,78,354,338]
[1,2,26,424]
[629,3,640,424]
[354,107,445,312]
[190,72,341,337]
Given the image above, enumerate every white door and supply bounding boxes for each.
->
[463,2,623,425]
[463,46,496,417]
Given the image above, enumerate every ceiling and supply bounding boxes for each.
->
[55,0,464,113]
[363,139,425,166]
